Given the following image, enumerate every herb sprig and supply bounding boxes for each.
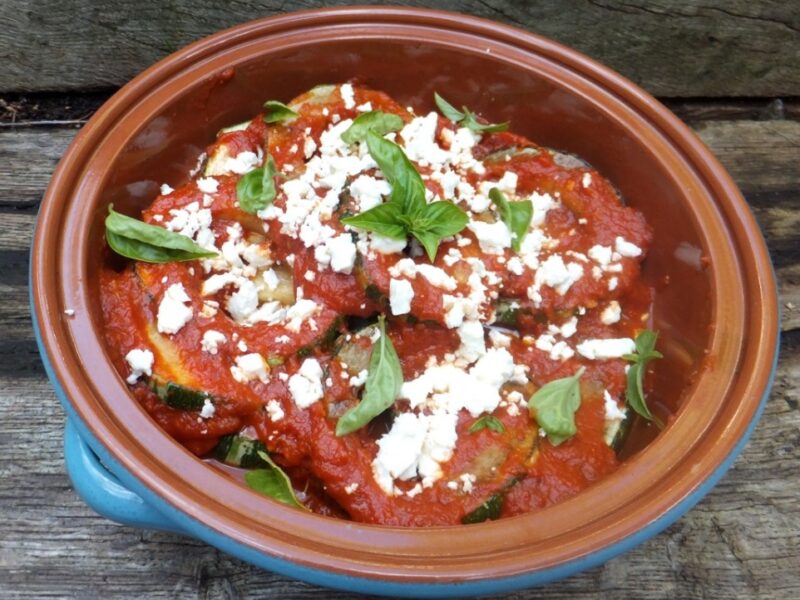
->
[244,450,308,509]
[434,92,509,133]
[105,205,217,263]
[623,330,663,423]
[341,131,468,261]
[336,316,404,436]
[469,415,506,434]
[528,367,585,446]
[262,100,299,124]
[488,187,533,252]
[236,155,278,214]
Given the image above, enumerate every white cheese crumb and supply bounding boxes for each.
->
[600,301,622,325]
[201,330,226,355]
[582,172,592,188]
[199,398,215,419]
[340,83,356,109]
[196,177,219,194]
[157,283,193,334]
[124,349,154,384]
[266,399,285,422]
[576,338,636,360]
[603,390,627,445]
[160,183,174,195]
[615,236,642,257]
[344,482,359,494]
[231,353,270,383]
[349,369,369,387]
[288,358,324,408]
[389,278,415,315]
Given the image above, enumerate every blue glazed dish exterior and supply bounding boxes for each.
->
[34,285,779,597]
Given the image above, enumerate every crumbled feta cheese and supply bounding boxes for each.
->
[582,172,592,188]
[615,236,642,257]
[160,183,174,195]
[231,353,270,383]
[288,358,324,408]
[468,220,512,255]
[196,177,218,194]
[389,278,415,315]
[603,390,627,445]
[201,330,226,355]
[576,338,636,360]
[125,348,154,384]
[340,83,356,109]
[157,283,193,334]
[266,399,285,422]
[349,174,391,212]
[199,398,215,419]
[349,369,369,387]
[369,234,407,255]
[344,482,359,494]
[600,301,622,325]
[456,320,486,363]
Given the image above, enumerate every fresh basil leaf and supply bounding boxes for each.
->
[528,367,585,446]
[365,131,426,217]
[341,202,407,239]
[263,100,299,124]
[245,450,307,509]
[342,111,404,144]
[462,111,509,133]
[434,92,466,122]
[105,205,216,263]
[623,330,663,421]
[409,201,469,261]
[488,187,533,252]
[433,92,508,133]
[236,155,277,214]
[469,415,506,434]
[462,492,503,524]
[336,316,403,436]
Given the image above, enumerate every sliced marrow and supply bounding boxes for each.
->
[214,434,268,468]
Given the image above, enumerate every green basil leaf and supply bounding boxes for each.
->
[488,187,533,252]
[434,92,466,122]
[341,111,404,144]
[528,367,585,446]
[409,201,469,261]
[237,155,277,214]
[245,450,307,509]
[263,100,299,124]
[623,330,663,421]
[469,415,506,434]
[462,111,509,133]
[336,316,404,436]
[105,205,217,263]
[341,202,407,239]
[433,92,508,133]
[365,131,426,217]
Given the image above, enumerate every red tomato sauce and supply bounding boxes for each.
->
[100,84,654,526]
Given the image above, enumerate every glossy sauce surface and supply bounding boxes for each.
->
[100,85,653,526]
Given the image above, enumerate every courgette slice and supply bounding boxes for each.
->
[608,408,632,453]
[462,493,503,524]
[255,264,295,305]
[214,434,268,468]
[331,322,379,376]
[461,477,522,524]
[297,317,344,358]
[150,376,211,411]
[483,146,539,163]
[493,299,522,327]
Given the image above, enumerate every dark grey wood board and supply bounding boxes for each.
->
[0,112,798,598]
[2,0,799,97]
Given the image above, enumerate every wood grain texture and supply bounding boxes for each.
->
[0,116,797,598]
[2,0,800,96]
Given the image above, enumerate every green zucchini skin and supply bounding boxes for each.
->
[461,493,504,524]
[609,409,633,454]
[150,377,211,411]
[297,317,343,358]
[214,434,269,468]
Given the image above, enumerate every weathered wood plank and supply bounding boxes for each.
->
[0,334,796,599]
[1,1,799,96]
[1,114,797,597]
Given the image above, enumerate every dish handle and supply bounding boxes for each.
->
[64,419,185,534]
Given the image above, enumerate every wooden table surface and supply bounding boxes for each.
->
[1,2,798,598]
